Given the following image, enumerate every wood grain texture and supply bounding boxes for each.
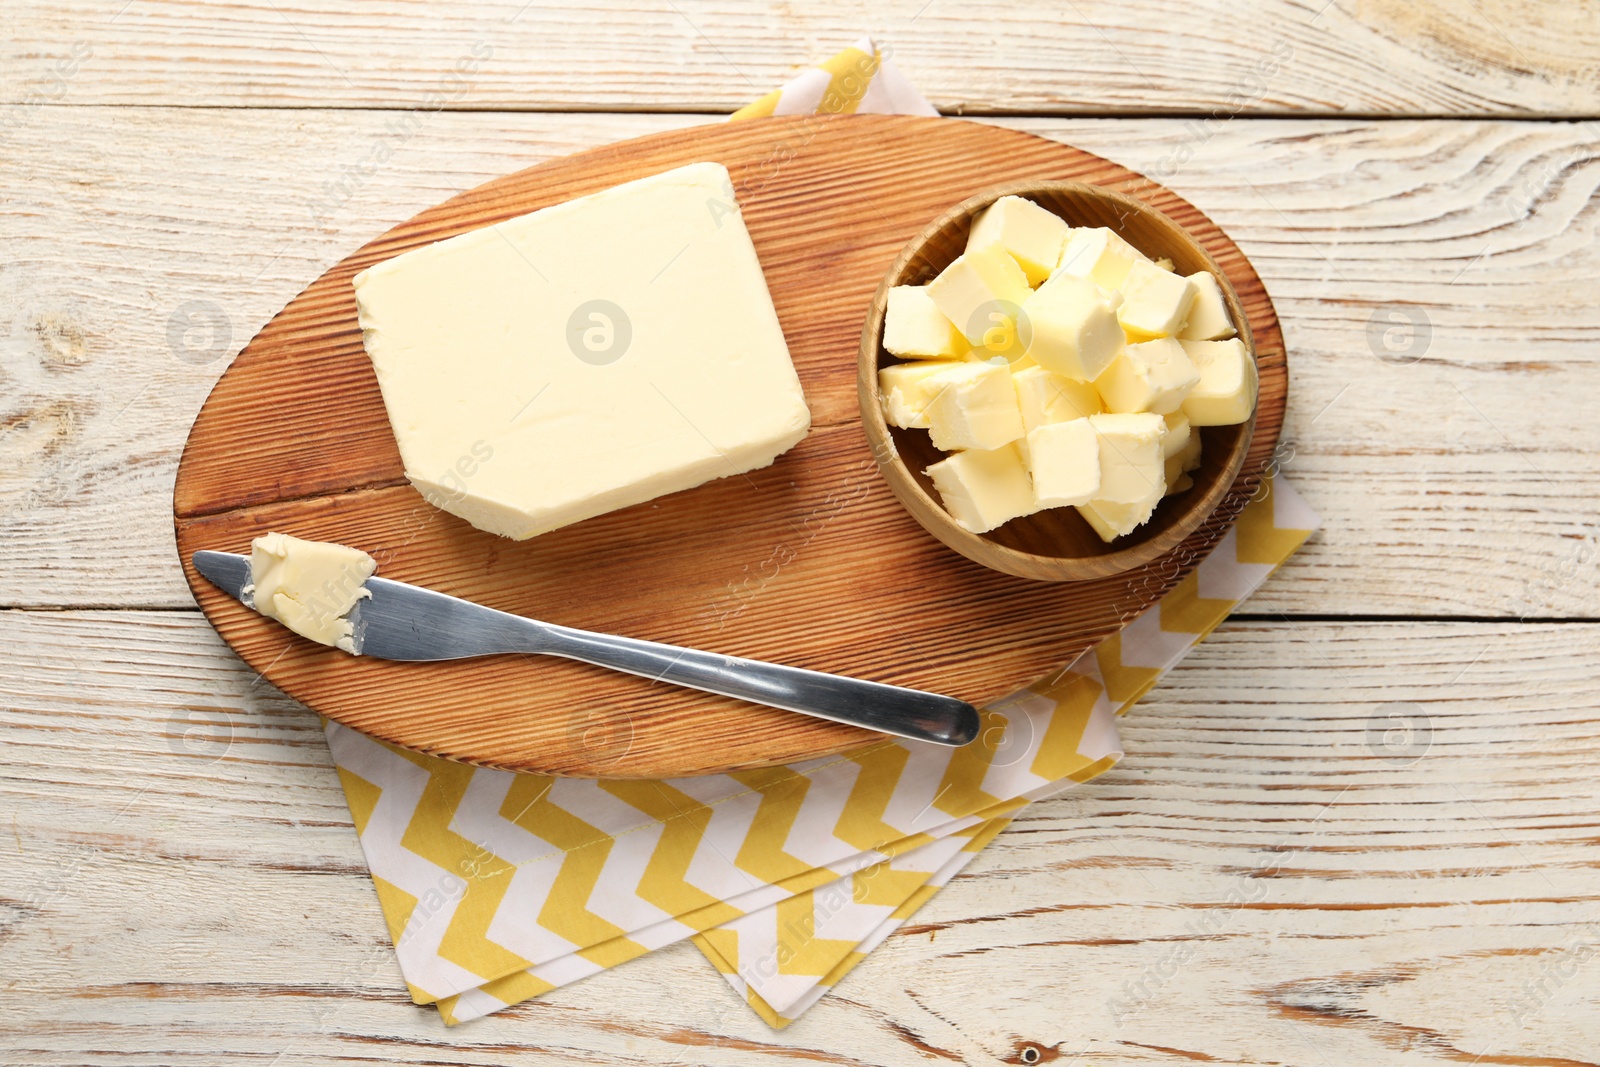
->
[171,115,1285,777]
[3,108,1596,617]
[6,0,1600,116]
[1,610,1594,1065]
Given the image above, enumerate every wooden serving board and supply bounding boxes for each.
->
[174,115,1286,779]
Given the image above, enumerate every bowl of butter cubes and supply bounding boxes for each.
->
[859,180,1259,582]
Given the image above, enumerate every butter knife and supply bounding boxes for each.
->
[192,551,979,747]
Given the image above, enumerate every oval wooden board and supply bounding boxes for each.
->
[174,115,1286,779]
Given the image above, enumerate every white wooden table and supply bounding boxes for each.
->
[3,3,1598,1063]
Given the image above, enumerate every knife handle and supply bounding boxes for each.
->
[532,622,980,747]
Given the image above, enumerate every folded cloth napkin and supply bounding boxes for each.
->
[732,37,939,121]
[325,41,1322,1028]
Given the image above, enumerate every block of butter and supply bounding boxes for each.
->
[1028,418,1101,508]
[1162,410,1197,491]
[1161,409,1192,460]
[353,162,811,540]
[1179,338,1257,425]
[883,285,970,359]
[926,243,1034,347]
[925,443,1035,534]
[1165,428,1202,493]
[1055,227,1150,291]
[1095,337,1200,415]
[966,195,1072,286]
[925,360,1026,451]
[1117,259,1197,339]
[1179,271,1236,341]
[879,361,959,429]
[1076,496,1159,543]
[1088,412,1167,507]
[248,533,376,652]
[1012,365,1101,433]
[1012,364,1100,464]
[1021,274,1124,382]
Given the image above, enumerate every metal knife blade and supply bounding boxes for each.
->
[192,551,979,747]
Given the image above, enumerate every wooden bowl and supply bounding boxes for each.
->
[858,180,1257,582]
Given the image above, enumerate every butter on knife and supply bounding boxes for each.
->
[244,532,376,653]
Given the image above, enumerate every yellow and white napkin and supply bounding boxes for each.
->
[732,37,938,121]
[328,477,1316,1026]
[323,43,1321,1029]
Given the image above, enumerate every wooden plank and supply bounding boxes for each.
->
[5,0,1599,116]
[1,611,1594,1063]
[2,108,1597,616]
[170,115,1287,777]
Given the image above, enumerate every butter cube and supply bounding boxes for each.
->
[1089,412,1166,506]
[1021,274,1124,382]
[926,443,1036,533]
[1179,427,1203,472]
[879,360,962,429]
[1075,496,1160,543]
[927,243,1034,347]
[1161,409,1191,459]
[967,195,1072,286]
[1055,227,1151,291]
[1012,365,1102,432]
[1181,431,1203,472]
[1163,452,1184,490]
[1117,259,1197,339]
[884,285,969,359]
[925,361,1026,451]
[1164,415,1203,490]
[1095,337,1201,415]
[1027,418,1101,509]
[1178,271,1237,341]
[1179,339,1257,426]
[1012,364,1100,464]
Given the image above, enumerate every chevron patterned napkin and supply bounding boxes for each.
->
[731,36,938,121]
[328,477,1316,1026]
[323,42,1322,1028]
